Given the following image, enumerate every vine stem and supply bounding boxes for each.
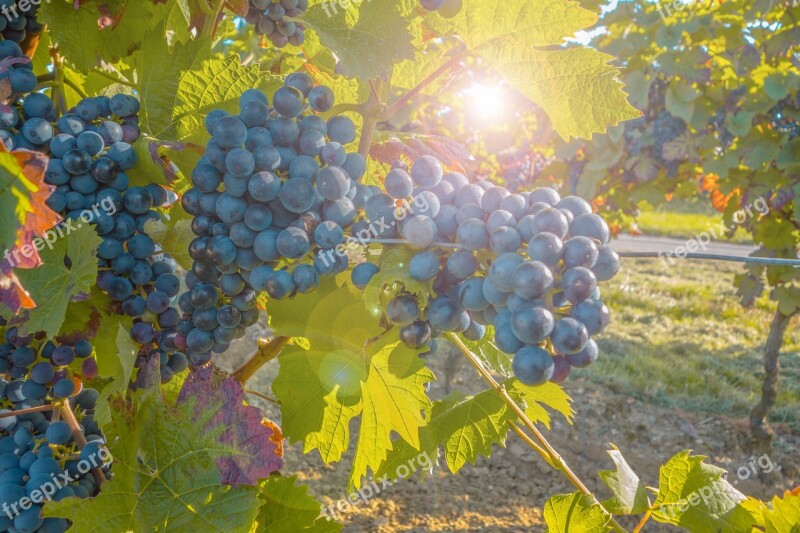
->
[91,68,135,88]
[0,404,56,418]
[357,78,383,159]
[447,333,629,533]
[244,389,278,404]
[59,401,107,487]
[378,50,469,122]
[232,336,290,383]
[633,510,651,533]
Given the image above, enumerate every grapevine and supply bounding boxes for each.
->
[0,0,792,532]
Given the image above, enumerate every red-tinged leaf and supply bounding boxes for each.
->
[178,365,283,486]
[0,272,34,312]
[371,132,472,170]
[11,149,61,269]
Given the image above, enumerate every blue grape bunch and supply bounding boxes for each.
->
[245,0,308,48]
[348,158,620,388]
[0,321,111,533]
[181,73,365,365]
[37,93,189,384]
[418,0,462,18]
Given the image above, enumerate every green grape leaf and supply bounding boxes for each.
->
[43,386,262,532]
[599,447,651,515]
[270,277,434,487]
[427,389,515,473]
[255,475,342,532]
[302,1,415,80]
[762,491,800,533]
[93,317,137,428]
[461,333,512,377]
[665,87,696,123]
[13,224,101,338]
[144,216,195,271]
[482,44,639,140]
[349,336,433,488]
[430,0,639,139]
[137,23,281,147]
[651,451,758,531]
[544,492,611,533]
[506,379,574,428]
[40,0,167,72]
[431,0,596,48]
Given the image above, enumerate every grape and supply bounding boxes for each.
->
[279,178,316,213]
[273,86,304,118]
[512,261,553,300]
[317,167,350,200]
[420,0,446,10]
[402,215,437,249]
[571,299,610,335]
[214,116,248,148]
[327,116,356,144]
[513,346,554,386]
[557,196,593,218]
[494,313,524,354]
[456,218,489,251]
[308,86,334,112]
[561,267,597,304]
[563,236,599,268]
[45,421,72,445]
[351,262,379,289]
[488,252,523,291]
[248,171,282,202]
[386,295,419,326]
[428,298,460,330]
[411,155,443,188]
[571,213,610,244]
[490,226,522,254]
[531,208,569,238]
[265,270,295,299]
[592,245,620,281]
[276,227,311,259]
[409,251,440,281]
[565,339,598,368]
[399,320,432,348]
[510,307,554,343]
[550,318,589,355]
[385,169,414,199]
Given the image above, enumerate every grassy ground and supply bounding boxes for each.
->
[576,257,800,430]
[635,210,753,243]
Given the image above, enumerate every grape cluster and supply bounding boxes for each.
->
[0,325,110,533]
[768,96,800,140]
[347,159,620,387]
[39,95,187,384]
[418,0,462,18]
[245,0,307,48]
[0,0,43,44]
[182,73,366,365]
[0,41,37,103]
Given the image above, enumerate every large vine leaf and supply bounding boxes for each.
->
[270,277,434,489]
[430,0,639,139]
[427,389,515,473]
[599,447,651,515]
[506,379,574,427]
[302,0,415,80]
[10,224,101,338]
[40,0,168,72]
[43,385,262,532]
[178,365,283,485]
[651,451,758,531]
[761,491,800,533]
[544,492,611,532]
[0,148,58,271]
[137,22,281,150]
[92,316,137,427]
[255,475,342,532]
